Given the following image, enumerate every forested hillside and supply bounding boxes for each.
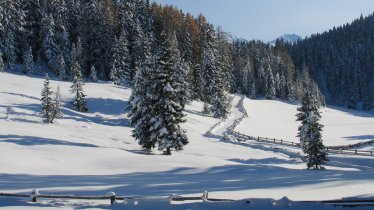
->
[287,13,374,110]
[0,0,319,105]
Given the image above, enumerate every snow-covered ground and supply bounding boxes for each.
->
[1,72,374,209]
[236,98,374,147]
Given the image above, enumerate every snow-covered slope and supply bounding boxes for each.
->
[268,34,302,45]
[236,98,374,147]
[1,73,374,209]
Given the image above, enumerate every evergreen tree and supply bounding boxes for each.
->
[90,65,97,82]
[23,46,35,75]
[70,56,88,112]
[0,51,4,72]
[296,90,328,169]
[52,85,64,120]
[0,0,24,70]
[57,53,67,80]
[128,36,155,150]
[41,13,58,73]
[41,74,54,123]
[109,33,131,85]
[202,24,231,118]
[148,31,188,155]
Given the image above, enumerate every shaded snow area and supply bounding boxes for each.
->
[0,72,374,209]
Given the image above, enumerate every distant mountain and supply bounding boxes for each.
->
[268,34,302,45]
[227,32,248,43]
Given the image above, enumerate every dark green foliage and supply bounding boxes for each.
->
[40,74,54,123]
[296,90,328,169]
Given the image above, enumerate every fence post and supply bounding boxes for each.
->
[202,190,208,200]
[371,151,373,156]
[31,189,39,202]
[340,149,342,154]
[355,150,357,155]
[107,192,116,205]
[281,139,283,144]
[274,139,276,143]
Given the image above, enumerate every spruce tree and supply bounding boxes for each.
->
[0,51,4,72]
[70,57,88,112]
[52,85,64,120]
[109,33,131,86]
[148,31,188,155]
[41,13,58,73]
[202,24,231,118]
[296,90,328,169]
[57,53,67,80]
[23,46,35,75]
[90,65,98,82]
[128,36,155,150]
[0,0,24,70]
[41,74,54,123]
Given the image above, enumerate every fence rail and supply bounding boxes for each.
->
[232,131,374,156]
[2,190,374,207]
[0,190,232,205]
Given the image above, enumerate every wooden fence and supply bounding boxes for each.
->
[1,190,374,207]
[232,131,374,156]
[0,190,232,205]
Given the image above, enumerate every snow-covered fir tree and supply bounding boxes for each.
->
[40,74,54,123]
[128,37,155,150]
[23,46,35,75]
[57,53,67,80]
[109,32,131,86]
[202,24,231,118]
[0,51,4,72]
[0,0,24,70]
[41,13,58,73]
[52,85,64,120]
[70,56,88,112]
[90,65,97,82]
[148,31,188,155]
[296,90,328,169]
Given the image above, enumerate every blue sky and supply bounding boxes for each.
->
[152,0,374,42]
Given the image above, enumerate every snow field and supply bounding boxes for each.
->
[0,73,374,209]
[236,98,374,147]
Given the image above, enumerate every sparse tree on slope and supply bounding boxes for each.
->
[70,56,87,112]
[52,85,64,120]
[23,46,35,75]
[296,90,328,169]
[41,74,54,123]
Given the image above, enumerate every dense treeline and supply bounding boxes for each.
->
[0,0,317,107]
[232,40,324,102]
[287,13,374,110]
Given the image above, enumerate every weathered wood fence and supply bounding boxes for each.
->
[1,190,374,207]
[0,190,232,205]
[232,131,374,156]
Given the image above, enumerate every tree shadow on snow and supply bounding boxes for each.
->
[0,159,373,200]
[84,98,128,116]
[0,135,98,148]
[343,135,374,141]
[0,91,40,101]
